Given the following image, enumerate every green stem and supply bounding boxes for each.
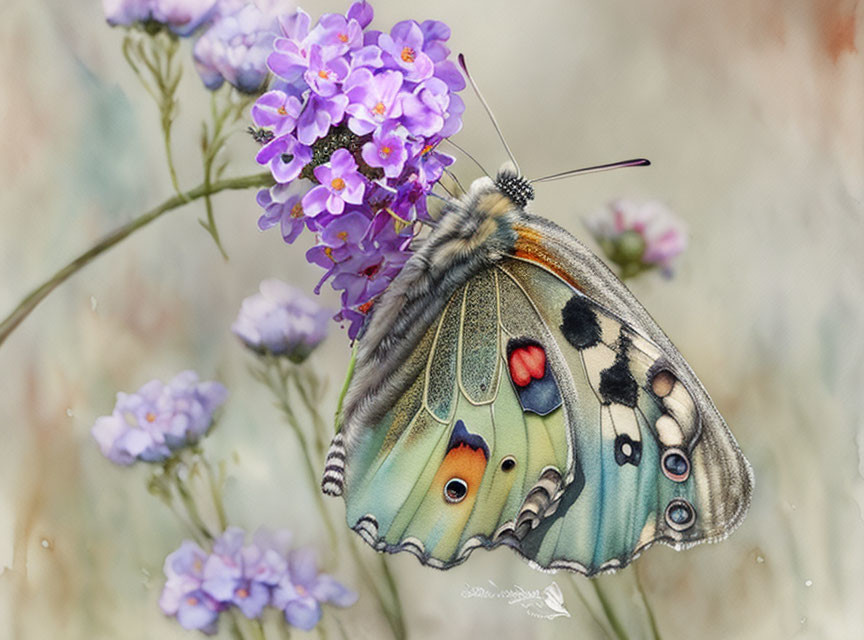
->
[567,577,614,640]
[333,345,358,431]
[592,580,629,640]
[344,540,404,640]
[377,556,407,640]
[201,456,228,531]
[292,371,328,460]
[0,172,273,350]
[635,568,664,640]
[172,469,214,541]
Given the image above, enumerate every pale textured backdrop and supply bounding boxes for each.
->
[1,0,863,638]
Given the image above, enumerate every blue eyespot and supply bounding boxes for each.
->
[661,448,690,482]
[665,499,696,531]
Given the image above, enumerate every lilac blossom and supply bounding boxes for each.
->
[193,1,294,93]
[231,279,330,361]
[91,371,227,466]
[249,1,465,336]
[584,199,688,278]
[273,548,358,630]
[160,528,355,633]
[255,182,309,242]
[102,0,218,36]
[302,149,366,216]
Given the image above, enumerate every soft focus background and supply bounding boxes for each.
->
[2,0,863,638]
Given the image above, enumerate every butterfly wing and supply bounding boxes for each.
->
[322,181,752,574]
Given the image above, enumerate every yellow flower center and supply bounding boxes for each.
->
[331,177,346,191]
[421,143,434,155]
[290,203,304,218]
[318,69,330,79]
[338,33,349,43]
[145,412,156,423]
[337,231,348,241]
[324,247,334,260]
[236,588,249,599]
[277,105,288,115]
[372,101,386,115]
[401,46,415,63]
[380,145,392,157]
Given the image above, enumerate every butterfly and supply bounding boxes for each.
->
[319,61,753,575]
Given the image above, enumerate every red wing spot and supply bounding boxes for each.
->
[508,345,547,387]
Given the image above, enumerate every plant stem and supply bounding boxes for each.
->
[635,567,664,640]
[377,556,407,640]
[344,540,404,640]
[0,171,273,350]
[567,576,614,639]
[592,580,629,640]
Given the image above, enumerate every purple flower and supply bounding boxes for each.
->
[160,528,354,633]
[231,279,330,361]
[193,1,293,93]
[256,134,313,183]
[584,199,688,279]
[344,68,404,135]
[304,44,351,97]
[302,149,366,216]
[248,1,465,337]
[103,0,218,36]
[251,90,303,137]
[273,548,357,631]
[378,21,434,82]
[362,124,407,177]
[295,93,348,145]
[255,182,309,243]
[91,371,227,466]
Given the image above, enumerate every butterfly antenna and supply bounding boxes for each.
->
[530,158,651,184]
[442,167,466,195]
[458,53,521,176]
[444,139,490,178]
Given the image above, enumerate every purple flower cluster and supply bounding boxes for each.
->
[193,0,294,93]
[231,278,330,361]
[102,0,219,36]
[91,371,228,465]
[160,528,356,633]
[250,1,464,337]
[584,199,688,278]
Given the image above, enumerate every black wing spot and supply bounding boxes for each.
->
[614,434,642,466]
[560,295,601,350]
[598,336,638,407]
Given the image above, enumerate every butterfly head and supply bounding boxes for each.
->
[494,167,535,209]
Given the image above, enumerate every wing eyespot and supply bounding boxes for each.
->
[665,498,696,531]
[661,448,690,482]
[500,456,517,472]
[443,478,468,503]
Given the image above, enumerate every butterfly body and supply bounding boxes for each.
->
[322,171,753,575]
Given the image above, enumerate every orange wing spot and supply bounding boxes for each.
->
[433,443,487,505]
[512,225,585,292]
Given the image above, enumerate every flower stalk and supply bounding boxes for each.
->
[0,172,273,349]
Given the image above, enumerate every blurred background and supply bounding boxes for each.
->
[1,0,863,637]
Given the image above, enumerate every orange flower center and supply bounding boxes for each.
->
[331,177,346,191]
[421,143,434,155]
[358,300,375,314]
[290,203,304,218]
[372,101,386,115]
[277,105,288,115]
[318,69,330,79]
[338,33,349,43]
[337,231,348,241]
[324,247,334,260]
[145,412,156,423]
[296,584,307,596]
[235,588,249,599]
[380,145,392,157]
[186,596,199,606]
[401,46,415,63]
